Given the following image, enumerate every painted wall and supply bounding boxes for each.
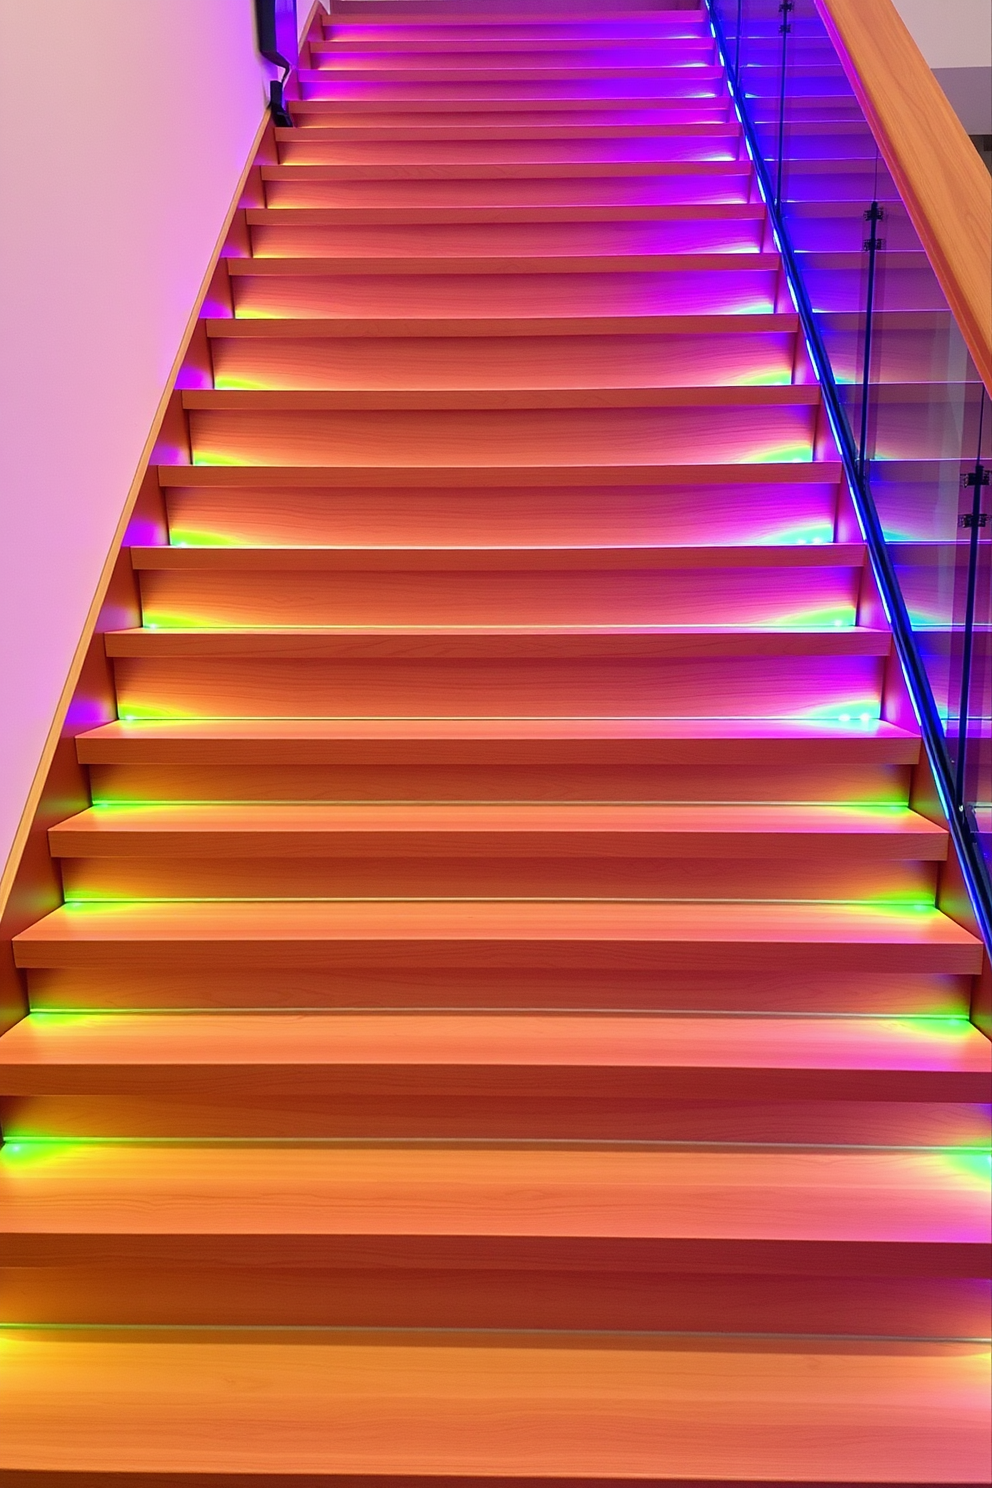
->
[893,0,992,132]
[0,2,289,881]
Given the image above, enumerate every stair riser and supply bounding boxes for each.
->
[55,856,939,903]
[136,568,857,629]
[720,99,862,119]
[783,155,896,182]
[14,937,976,975]
[782,139,885,164]
[810,269,950,314]
[162,480,839,547]
[249,216,765,254]
[227,269,782,319]
[3,1263,987,1334]
[84,760,914,805]
[819,324,960,384]
[277,137,742,163]
[109,654,885,720]
[4,1233,985,1280]
[5,1093,987,1145]
[185,405,819,466]
[209,332,796,389]
[23,965,975,1014]
[788,208,922,256]
[262,176,751,209]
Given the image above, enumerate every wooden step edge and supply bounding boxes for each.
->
[223,255,782,276]
[100,626,892,659]
[47,816,950,863]
[73,718,923,766]
[12,901,983,977]
[48,798,948,829]
[154,460,844,487]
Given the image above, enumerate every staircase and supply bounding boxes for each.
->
[1,1,990,1480]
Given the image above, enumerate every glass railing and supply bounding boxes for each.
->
[707,0,992,942]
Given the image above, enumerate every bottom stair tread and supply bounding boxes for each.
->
[1,1332,988,1480]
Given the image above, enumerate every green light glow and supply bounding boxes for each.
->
[730,368,793,386]
[764,604,855,629]
[167,529,243,548]
[214,375,278,391]
[0,1139,81,1168]
[795,697,881,722]
[747,441,814,464]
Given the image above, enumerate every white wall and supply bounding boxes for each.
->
[0,1,282,882]
[893,0,992,133]
[892,0,991,71]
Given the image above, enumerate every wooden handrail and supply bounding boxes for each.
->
[817,0,992,395]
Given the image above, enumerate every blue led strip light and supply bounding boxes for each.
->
[704,0,992,952]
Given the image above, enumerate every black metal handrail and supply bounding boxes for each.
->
[256,0,298,126]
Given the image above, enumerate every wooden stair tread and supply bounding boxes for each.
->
[13,900,982,970]
[2,1012,987,1075]
[75,717,923,765]
[3,1333,985,1481]
[1,1144,989,1246]
[48,803,949,858]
